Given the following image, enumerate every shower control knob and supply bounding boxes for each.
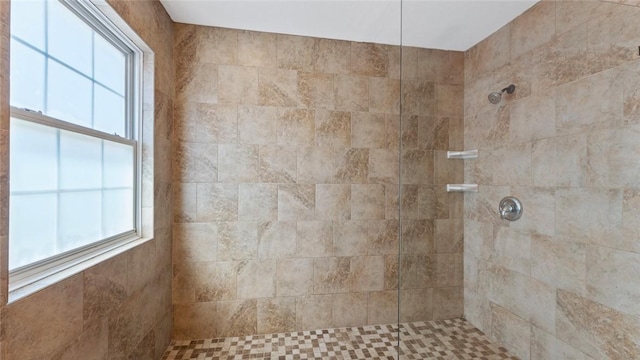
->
[498,196,523,221]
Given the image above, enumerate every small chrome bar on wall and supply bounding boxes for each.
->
[446,184,478,192]
[447,150,478,159]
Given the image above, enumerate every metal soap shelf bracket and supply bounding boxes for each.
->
[446,150,478,192]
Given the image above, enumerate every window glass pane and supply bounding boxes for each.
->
[59,191,102,252]
[10,0,45,51]
[103,140,133,188]
[9,193,57,270]
[10,39,45,111]
[47,0,92,76]
[94,35,126,95]
[59,130,102,190]
[103,189,134,238]
[10,118,58,192]
[47,59,92,127]
[94,85,125,136]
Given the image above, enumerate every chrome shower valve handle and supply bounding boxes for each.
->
[498,196,523,221]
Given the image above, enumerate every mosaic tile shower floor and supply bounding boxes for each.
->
[162,318,517,360]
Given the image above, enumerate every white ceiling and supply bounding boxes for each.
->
[159,0,539,51]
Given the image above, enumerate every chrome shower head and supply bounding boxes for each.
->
[488,84,516,104]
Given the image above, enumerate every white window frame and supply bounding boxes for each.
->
[8,0,144,291]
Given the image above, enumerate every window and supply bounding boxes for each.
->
[9,0,141,283]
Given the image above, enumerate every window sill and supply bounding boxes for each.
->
[8,236,153,304]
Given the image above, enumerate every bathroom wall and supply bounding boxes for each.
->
[0,1,174,359]
[172,24,464,339]
[464,1,640,359]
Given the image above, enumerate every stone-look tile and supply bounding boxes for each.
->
[556,68,621,135]
[277,108,315,146]
[370,220,400,256]
[351,256,385,292]
[622,189,640,253]
[587,125,640,187]
[351,42,387,77]
[295,295,332,331]
[237,30,276,68]
[176,62,217,104]
[237,260,276,299]
[192,103,238,144]
[351,184,385,220]
[196,183,238,222]
[556,188,622,246]
[401,220,434,254]
[586,245,640,315]
[384,255,399,291]
[173,142,217,182]
[352,112,386,149]
[197,26,237,65]
[314,38,350,74]
[237,106,278,145]
[402,81,435,116]
[436,253,463,287]
[126,240,158,294]
[216,299,258,337]
[465,24,510,83]
[556,289,640,360]
[277,34,315,71]
[278,184,315,221]
[173,263,197,304]
[276,258,314,296]
[369,78,400,114]
[296,221,333,258]
[299,72,334,109]
[257,297,296,334]
[314,257,351,294]
[490,304,531,360]
[334,148,369,184]
[400,254,435,289]
[332,292,368,328]
[510,1,556,60]
[368,291,398,325]
[464,106,510,150]
[418,117,448,151]
[531,235,586,295]
[586,2,640,74]
[4,275,84,360]
[386,114,401,151]
[436,84,463,117]
[173,302,217,340]
[333,221,370,257]
[622,60,640,125]
[217,222,258,261]
[258,221,296,259]
[490,226,531,276]
[385,184,400,220]
[401,149,433,185]
[433,287,463,320]
[316,184,350,220]
[259,145,297,183]
[334,74,369,111]
[218,65,259,105]
[401,115,419,150]
[396,46,417,80]
[369,149,399,185]
[297,146,335,184]
[259,68,298,107]
[194,261,236,302]
[217,144,259,183]
[434,219,463,253]
[83,255,128,326]
[315,110,350,147]
[238,183,277,221]
[399,288,433,322]
[53,320,108,360]
[510,93,555,144]
[556,1,604,37]
[434,150,463,185]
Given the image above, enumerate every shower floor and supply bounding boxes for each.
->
[162,318,517,360]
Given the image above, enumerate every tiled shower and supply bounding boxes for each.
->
[0,1,639,359]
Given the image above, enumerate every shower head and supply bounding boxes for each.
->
[488,84,516,104]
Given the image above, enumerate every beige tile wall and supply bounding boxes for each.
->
[173,24,464,339]
[0,0,175,359]
[464,1,640,359]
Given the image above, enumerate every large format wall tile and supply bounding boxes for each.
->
[464,2,640,359]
